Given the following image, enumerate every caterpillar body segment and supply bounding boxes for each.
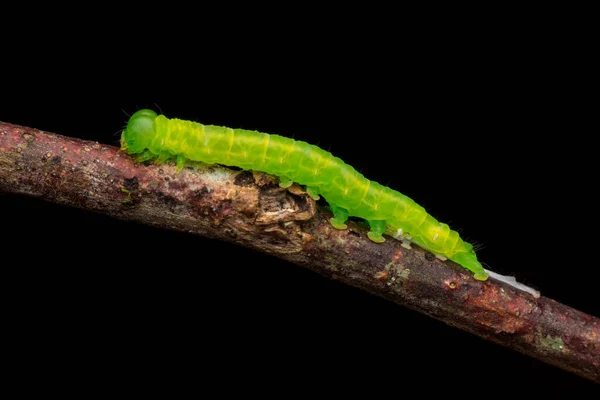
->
[121,110,488,281]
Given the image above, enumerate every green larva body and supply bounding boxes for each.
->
[121,109,488,280]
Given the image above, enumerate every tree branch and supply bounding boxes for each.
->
[1,120,598,383]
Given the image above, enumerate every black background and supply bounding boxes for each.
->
[1,15,598,396]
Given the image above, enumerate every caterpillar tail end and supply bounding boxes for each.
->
[452,252,488,281]
[473,271,489,281]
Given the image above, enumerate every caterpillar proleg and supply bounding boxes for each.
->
[121,109,489,281]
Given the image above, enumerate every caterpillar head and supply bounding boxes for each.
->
[121,109,158,153]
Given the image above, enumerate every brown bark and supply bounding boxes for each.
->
[1,121,599,383]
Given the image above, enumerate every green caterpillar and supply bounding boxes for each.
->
[121,109,488,281]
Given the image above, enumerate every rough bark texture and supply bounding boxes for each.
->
[1,121,599,383]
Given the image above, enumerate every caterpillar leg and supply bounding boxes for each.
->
[367,220,386,243]
[401,238,412,249]
[279,176,293,188]
[176,154,187,172]
[188,161,211,171]
[120,135,127,151]
[135,150,156,162]
[155,152,171,164]
[306,186,320,201]
[329,204,348,230]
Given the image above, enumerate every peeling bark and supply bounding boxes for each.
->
[1,121,599,383]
